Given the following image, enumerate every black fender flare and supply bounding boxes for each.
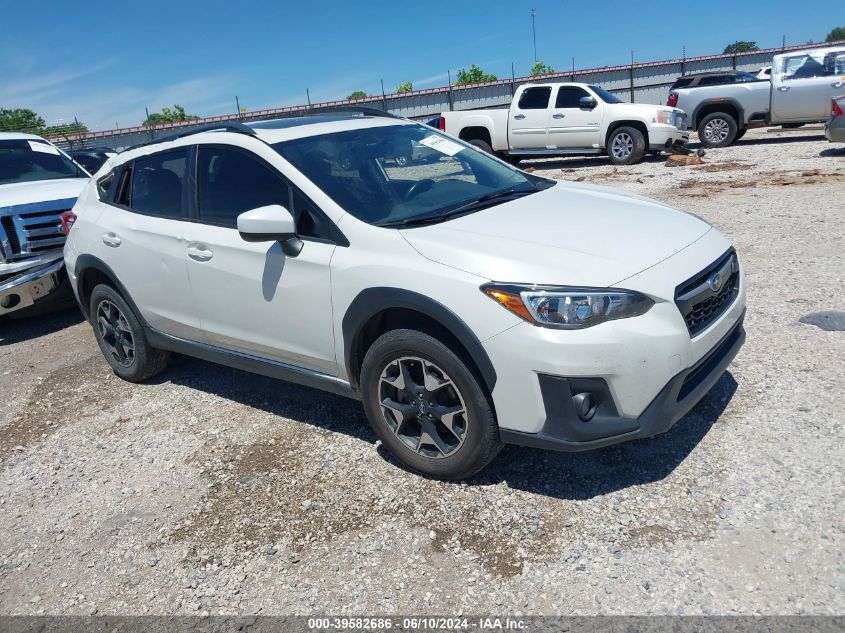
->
[342,287,497,393]
[73,254,147,324]
[691,98,747,129]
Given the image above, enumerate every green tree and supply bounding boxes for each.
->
[825,26,845,42]
[454,64,497,85]
[143,104,200,126]
[531,61,555,76]
[0,108,46,134]
[347,90,368,100]
[396,81,413,93]
[722,41,759,54]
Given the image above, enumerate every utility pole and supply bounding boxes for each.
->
[235,95,241,119]
[531,8,537,62]
[782,34,786,50]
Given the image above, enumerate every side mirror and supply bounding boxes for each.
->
[579,96,598,109]
[237,204,303,256]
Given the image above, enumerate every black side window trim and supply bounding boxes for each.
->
[193,143,348,246]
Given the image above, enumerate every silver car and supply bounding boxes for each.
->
[825,95,845,143]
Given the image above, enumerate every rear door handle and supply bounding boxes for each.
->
[513,113,526,120]
[101,232,121,247]
[186,244,213,262]
[777,86,790,92]
[552,113,565,119]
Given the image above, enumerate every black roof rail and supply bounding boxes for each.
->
[128,121,257,150]
[307,106,401,119]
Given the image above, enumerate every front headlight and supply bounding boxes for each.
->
[481,284,654,329]
[654,110,679,125]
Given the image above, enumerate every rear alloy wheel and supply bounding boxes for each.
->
[698,112,738,148]
[361,329,501,479]
[89,284,169,382]
[608,126,646,165]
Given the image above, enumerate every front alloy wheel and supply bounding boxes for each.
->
[360,329,502,479]
[611,132,634,162]
[379,357,467,458]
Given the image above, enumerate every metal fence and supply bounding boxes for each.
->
[45,40,844,151]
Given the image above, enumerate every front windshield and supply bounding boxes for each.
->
[0,139,85,186]
[274,124,540,227]
[589,85,623,104]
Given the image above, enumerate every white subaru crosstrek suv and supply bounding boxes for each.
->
[64,110,745,480]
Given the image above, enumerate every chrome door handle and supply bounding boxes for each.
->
[552,113,565,119]
[832,81,844,88]
[513,114,526,120]
[101,232,121,247]
[777,86,790,92]
[186,245,213,262]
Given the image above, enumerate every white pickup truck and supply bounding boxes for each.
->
[669,45,845,147]
[1,133,89,318]
[440,82,689,165]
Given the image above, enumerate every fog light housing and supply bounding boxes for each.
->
[572,392,598,422]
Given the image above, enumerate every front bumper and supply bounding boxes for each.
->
[499,315,744,451]
[648,124,689,150]
[0,259,66,316]
[824,118,845,143]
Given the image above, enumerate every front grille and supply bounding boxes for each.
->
[675,250,740,337]
[0,208,68,260]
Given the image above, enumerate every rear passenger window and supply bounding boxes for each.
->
[129,149,188,218]
[197,147,289,227]
[517,87,552,110]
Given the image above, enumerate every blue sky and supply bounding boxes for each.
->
[0,0,835,131]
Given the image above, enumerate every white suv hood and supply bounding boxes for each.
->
[400,181,710,288]
[0,178,88,208]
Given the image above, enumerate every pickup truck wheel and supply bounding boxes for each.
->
[360,329,502,480]
[89,284,169,382]
[608,126,646,165]
[735,129,747,141]
[698,112,737,148]
[468,139,493,154]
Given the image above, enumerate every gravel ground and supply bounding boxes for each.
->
[0,128,843,616]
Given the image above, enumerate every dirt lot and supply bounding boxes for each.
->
[1,128,843,616]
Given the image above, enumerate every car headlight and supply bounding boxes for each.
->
[481,283,654,329]
[654,110,674,125]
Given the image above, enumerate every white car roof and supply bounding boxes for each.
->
[112,114,414,165]
[0,131,50,141]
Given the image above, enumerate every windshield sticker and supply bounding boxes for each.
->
[28,141,61,155]
[419,135,464,156]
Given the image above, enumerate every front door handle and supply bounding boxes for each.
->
[513,113,526,120]
[777,85,790,92]
[186,244,213,262]
[832,81,844,89]
[101,232,121,247]
[552,113,565,119]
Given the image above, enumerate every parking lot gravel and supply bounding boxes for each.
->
[0,127,843,616]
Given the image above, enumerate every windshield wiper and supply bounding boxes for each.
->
[378,185,537,228]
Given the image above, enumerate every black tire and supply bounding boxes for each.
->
[467,138,493,154]
[89,284,169,382]
[735,129,747,141]
[360,329,502,480]
[697,112,738,148]
[607,126,646,165]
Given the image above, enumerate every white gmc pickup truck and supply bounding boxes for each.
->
[440,82,689,165]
